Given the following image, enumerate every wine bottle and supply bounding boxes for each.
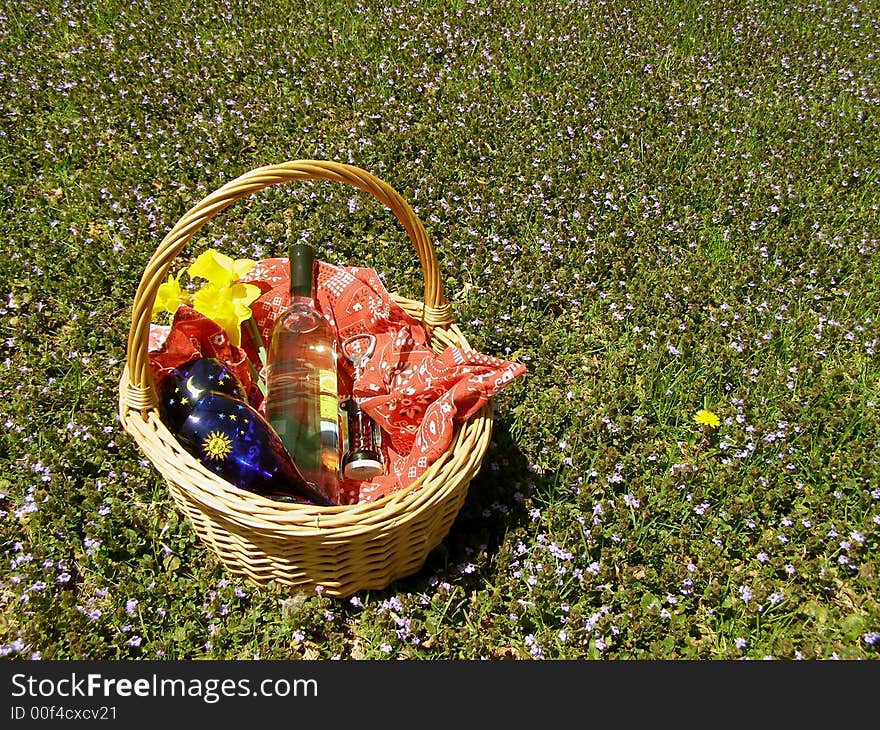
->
[264,243,341,504]
[158,360,333,506]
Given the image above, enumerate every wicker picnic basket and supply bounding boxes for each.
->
[118,160,493,597]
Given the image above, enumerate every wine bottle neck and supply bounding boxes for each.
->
[290,292,316,309]
[289,243,316,299]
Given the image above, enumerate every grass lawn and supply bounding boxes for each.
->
[1,0,878,660]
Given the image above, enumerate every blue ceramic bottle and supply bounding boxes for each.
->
[158,358,334,506]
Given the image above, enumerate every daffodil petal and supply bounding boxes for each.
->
[230,282,261,307]
[153,272,186,316]
[189,249,236,287]
[219,315,242,347]
[232,258,256,279]
[192,281,257,348]
[192,283,230,318]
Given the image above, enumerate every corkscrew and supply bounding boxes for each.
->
[342,333,376,381]
[340,334,384,480]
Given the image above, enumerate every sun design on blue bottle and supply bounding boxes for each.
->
[202,430,233,461]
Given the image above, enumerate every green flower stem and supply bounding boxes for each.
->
[244,317,268,398]
[246,358,267,399]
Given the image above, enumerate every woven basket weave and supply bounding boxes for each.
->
[118,160,493,597]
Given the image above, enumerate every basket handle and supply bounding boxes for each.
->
[124,160,451,416]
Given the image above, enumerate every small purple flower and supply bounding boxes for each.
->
[381,596,403,613]
[524,634,544,659]
[735,637,747,650]
[83,537,101,556]
[0,638,26,656]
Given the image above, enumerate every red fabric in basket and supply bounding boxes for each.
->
[148,258,525,504]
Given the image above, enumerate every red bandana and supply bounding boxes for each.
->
[148,259,525,503]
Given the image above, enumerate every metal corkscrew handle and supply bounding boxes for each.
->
[342,333,377,379]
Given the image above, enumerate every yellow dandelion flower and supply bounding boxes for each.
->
[694,409,720,428]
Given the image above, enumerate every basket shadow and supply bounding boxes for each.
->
[375,411,547,596]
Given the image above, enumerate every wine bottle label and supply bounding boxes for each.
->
[319,395,337,422]
[319,370,338,421]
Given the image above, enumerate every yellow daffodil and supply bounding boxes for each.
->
[192,281,261,348]
[188,249,255,288]
[151,248,267,395]
[152,269,190,317]
[694,409,721,428]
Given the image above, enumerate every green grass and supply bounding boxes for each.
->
[1,0,878,660]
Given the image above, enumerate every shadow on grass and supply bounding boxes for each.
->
[386,412,555,596]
